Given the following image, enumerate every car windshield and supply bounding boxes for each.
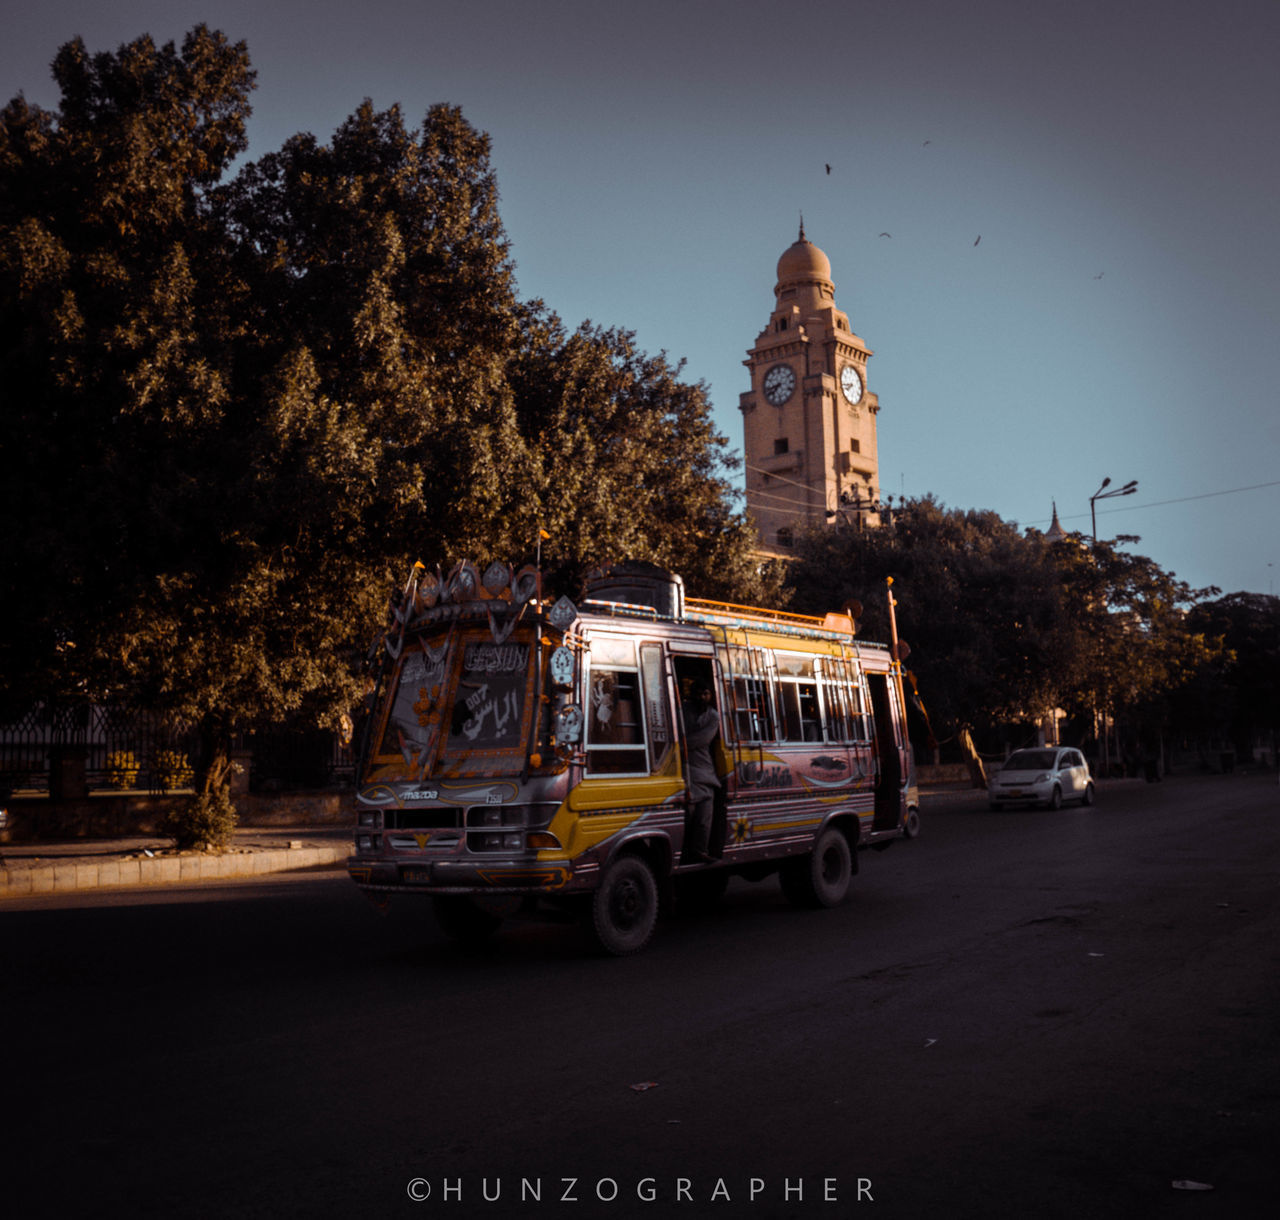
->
[1003,750,1058,771]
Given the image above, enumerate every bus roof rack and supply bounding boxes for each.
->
[683,598,858,640]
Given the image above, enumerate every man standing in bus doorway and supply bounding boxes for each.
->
[682,679,722,863]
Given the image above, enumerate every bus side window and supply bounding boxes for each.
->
[795,681,819,740]
[828,659,865,743]
[586,667,648,774]
[778,677,821,741]
[639,643,673,772]
[733,675,772,742]
[822,671,849,743]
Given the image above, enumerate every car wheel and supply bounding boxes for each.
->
[1082,781,1096,807]
[780,828,852,909]
[903,807,921,839]
[1047,785,1062,811]
[588,854,659,955]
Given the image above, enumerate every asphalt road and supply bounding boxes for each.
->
[6,771,1278,1219]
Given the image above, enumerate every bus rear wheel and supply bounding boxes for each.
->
[589,855,659,955]
[780,828,852,909]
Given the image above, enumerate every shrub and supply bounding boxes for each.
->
[163,789,238,851]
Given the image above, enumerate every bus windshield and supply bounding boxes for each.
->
[365,625,542,782]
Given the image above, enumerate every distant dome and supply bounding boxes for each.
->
[776,235,832,284]
[1044,501,1068,542]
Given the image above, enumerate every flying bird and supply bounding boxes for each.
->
[973,235,981,246]
[1094,272,1104,279]
[879,232,892,238]
[825,163,831,174]
[923,140,931,146]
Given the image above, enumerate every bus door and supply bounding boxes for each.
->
[670,646,727,856]
[866,671,904,831]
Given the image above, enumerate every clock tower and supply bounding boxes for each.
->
[740,225,881,553]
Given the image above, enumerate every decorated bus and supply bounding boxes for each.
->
[347,560,923,954]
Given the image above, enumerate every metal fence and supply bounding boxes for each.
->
[0,704,351,794]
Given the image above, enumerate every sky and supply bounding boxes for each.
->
[4,0,1278,597]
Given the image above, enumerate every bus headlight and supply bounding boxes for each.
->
[467,830,529,853]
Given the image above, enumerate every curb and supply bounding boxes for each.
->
[0,842,348,899]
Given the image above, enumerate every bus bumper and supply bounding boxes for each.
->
[347,856,574,894]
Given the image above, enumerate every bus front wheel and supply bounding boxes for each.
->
[589,855,659,955]
[780,828,852,909]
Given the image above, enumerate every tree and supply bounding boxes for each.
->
[111,97,537,836]
[1045,531,1219,771]
[1179,593,1280,763]
[2,30,775,843]
[506,315,783,605]
[0,41,532,838]
[786,499,1220,770]
[0,26,255,711]
[787,497,1077,748]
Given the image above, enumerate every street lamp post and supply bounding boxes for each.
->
[1087,475,1138,779]
[1089,476,1138,545]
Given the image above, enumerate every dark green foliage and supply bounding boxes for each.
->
[1179,593,1280,759]
[1,26,771,814]
[163,788,237,852]
[0,27,255,719]
[787,497,1222,751]
[507,316,784,605]
[789,497,1076,736]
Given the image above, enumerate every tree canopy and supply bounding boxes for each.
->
[786,497,1222,758]
[1,26,770,825]
[1177,592,1280,759]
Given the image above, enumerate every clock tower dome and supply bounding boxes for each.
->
[740,224,881,553]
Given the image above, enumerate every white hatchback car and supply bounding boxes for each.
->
[988,747,1095,810]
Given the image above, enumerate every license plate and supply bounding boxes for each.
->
[402,868,433,884]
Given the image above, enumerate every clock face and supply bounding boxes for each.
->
[840,364,863,405]
[763,363,796,405]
